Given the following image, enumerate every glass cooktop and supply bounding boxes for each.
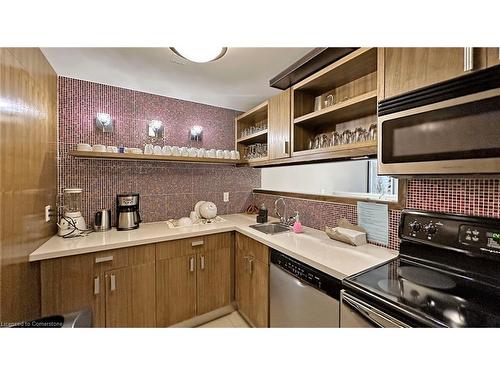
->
[345,257,500,327]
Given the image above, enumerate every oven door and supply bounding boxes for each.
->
[378,87,500,175]
[340,290,409,328]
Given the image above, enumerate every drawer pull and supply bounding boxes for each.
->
[189,257,195,272]
[95,255,114,264]
[200,255,205,270]
[94,277,100,295]
[191,240,204,247]
[110,274,116,291]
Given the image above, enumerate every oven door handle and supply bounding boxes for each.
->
[342,293,409,328]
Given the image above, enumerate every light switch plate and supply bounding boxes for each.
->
[223,192,229,202]
[45,205,52,222]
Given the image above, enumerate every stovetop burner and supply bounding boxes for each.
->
[343,209,500,327]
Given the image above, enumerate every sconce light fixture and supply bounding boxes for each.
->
[95,113,114,132]
[148,120,164,139]
[190,125,203,141]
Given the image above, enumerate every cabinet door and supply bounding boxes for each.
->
[383,48,486,99]
[167,255,197,326]
[268,88,291,160]
[487,48,500,67]
[130,262,156,327]
[235,245,252,321]
[41,253,103,327]
[197,246,231,315]
[249,259,269,328]
[105,267,132,327]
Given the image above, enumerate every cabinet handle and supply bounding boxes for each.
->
[498,47,500,60]
[110,274,116,292]
[464,47,473,71]
[200,255,205,270]
[284,141,289,155]
[191,240,204,247]
[95,255,113,264]
[94,277,100,295]
[189,257,195,272]
[249,258,254,275]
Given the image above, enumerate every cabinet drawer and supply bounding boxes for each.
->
[93,248,129,271]
[236,233,269,265]
[156,236,205,260]
[128,244,155,265]
[204,233,232,253]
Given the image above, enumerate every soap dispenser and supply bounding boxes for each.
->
[293,211,303,233]
[257,203,268,223]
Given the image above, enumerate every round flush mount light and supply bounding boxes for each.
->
[170,47,227,63]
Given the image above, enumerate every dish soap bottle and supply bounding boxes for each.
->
[257,203,268,223]
[293,211,303,233]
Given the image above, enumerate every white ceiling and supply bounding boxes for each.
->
[41,47,313,111]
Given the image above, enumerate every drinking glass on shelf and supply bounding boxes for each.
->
[341,129,353,145]
[332,131,341,146]
[368,123,377,141]
[324,94,335,108]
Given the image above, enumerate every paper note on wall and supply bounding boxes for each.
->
[356,201,389,246]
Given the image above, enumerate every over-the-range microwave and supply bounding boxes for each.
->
[378,65,500,176]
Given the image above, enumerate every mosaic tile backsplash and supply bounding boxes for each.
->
[253,178,500,251]
[58,77,260,225]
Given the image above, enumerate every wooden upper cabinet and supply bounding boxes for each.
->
[268,88,291,160]
[487,48,500,67]
[381,48,487,99]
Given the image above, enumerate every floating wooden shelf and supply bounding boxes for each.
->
[69,151,248,165]
[294,91,377,127]
[236,129,268,144]
[292,139,377,157]
[244,156,269,164]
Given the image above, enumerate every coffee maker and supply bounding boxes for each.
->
[116,193,141,231]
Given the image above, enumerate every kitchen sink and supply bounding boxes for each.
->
[249,222,291,235]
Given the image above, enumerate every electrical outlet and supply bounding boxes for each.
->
[223,192,229,202]
[45,205,52,222]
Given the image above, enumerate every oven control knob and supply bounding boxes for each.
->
[409,221,422,232]
[426,224,437,235]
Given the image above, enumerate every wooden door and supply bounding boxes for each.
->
[249,259,269,328]
[487,48,500,67]
[197,246,231,315]
[167,254,197,326]
[235,245,252,321]
[105,267,132,327]
[268,88,291,160]
[382,48,486,99]
[41,253,103,327]
[130,262,156,327]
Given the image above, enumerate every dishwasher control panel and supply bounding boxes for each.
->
[270,249,342,299]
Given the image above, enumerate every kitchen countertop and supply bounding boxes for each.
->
[29,214,397,279]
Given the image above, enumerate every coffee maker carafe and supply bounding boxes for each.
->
[116,193,141,231]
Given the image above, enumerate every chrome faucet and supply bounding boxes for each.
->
[274,197,297,226]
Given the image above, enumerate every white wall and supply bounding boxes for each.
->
[261,160,369,195]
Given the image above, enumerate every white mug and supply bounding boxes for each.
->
[230,150,237,159]
[223,150,231,159]
[197,148,205,158]
[208,149,216,158]
[92,144,106,152]
[171,146,180,156]
[188,148,198,157]
[144,144,154,155]
[153,145,162,155]
[77,143,92,152]
[235,151,240,160]
[162,145,172,155]
[180,147,189,157]
[106,145,118,153]
[216,150,224,159]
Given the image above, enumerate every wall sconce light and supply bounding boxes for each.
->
[190,125,203,141]
[95,113,114,132]
[148,120,164,139]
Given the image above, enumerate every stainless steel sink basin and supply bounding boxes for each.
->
[249,222,291,235]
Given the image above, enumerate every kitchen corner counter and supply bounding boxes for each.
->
[29,214,397,279]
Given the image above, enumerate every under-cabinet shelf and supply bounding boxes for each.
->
[69,151,247,165]
[236,129,268,144]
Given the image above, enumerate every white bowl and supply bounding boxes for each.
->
[77,143,92,151]
[92,144,106,152]
[177,217,193,227]
[162,146,172,155]
[199,201,217,219]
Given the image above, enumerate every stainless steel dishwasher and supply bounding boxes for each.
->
[270,249,342,327]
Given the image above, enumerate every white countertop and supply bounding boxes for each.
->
[29,214,397,279]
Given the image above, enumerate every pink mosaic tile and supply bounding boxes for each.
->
[58,77,260,227]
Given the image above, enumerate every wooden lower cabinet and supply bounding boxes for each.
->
[40,244,156,327]
[156,233,232,326]
[235,233,269,328]
[487,48,500,67]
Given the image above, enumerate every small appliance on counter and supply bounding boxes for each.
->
[93,209,112,232]
[58,188,89,238]
[116,193,141,231]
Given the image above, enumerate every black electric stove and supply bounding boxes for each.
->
[342,209,500,327]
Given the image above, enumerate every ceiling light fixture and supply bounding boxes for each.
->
[170,47,227,63]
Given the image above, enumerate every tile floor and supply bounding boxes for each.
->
[198,311,251,328]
